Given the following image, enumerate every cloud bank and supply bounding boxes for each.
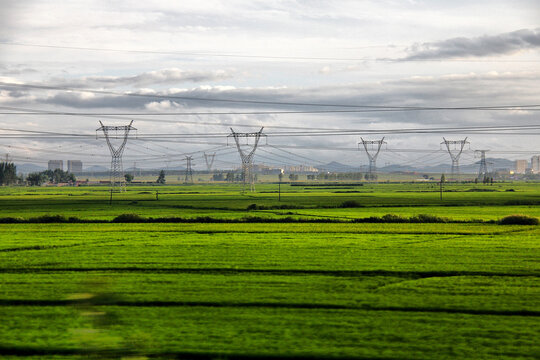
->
[404,28,540,60]
[47,68,235,88]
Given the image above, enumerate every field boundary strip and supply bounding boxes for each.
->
[0,267,538,278]
[0,299,538,317]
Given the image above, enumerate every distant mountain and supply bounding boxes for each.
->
[378,164,417,173]
[318,157,518,174]
[84,165,109,172]
[16,163,46,174]
[317,161,360,172]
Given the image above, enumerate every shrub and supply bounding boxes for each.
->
[246,203,258,210]
[0,217,24,223]
[340,200,362,208]
[409,214,449,223]
[112,214,146,223]
[499,215,539,225]
[29,215,69,223]
[381,214,406,223]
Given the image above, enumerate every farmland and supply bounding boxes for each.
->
[0,182,539,359]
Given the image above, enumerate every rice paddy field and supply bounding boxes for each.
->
[0,181,539,359]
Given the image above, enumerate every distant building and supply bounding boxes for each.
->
[531,155,540,174]
[48,160,63,171]
[67,160,83,173]
[284,165,319,173]
[514,160,527,174]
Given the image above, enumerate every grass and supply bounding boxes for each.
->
[0,183,539,358]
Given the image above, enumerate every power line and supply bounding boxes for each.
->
[3,41,540,63]
[2,82,540,111]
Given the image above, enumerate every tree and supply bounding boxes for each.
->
[440,174,446,183]
[0,162,17,185]
[42,169,75,183]
[124,173,134,183]
[26,172,48,186]
[156,170,166,184]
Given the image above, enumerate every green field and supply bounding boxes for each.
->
[0,183,539,359]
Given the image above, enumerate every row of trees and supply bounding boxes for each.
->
[0,163,78,186]
[26,169,76,186]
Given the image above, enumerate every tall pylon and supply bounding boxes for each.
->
[184,155,193,183]
[359,137,386,177]
[204,152,216,172]
[475,150,489,181]
[96,120,136,191]
[441,137,469,180]
[228,127,265,192]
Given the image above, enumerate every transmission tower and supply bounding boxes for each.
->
[96,120,136,191]
[475,150,489,182]
[441,137,469,180]
[204,152,216,172]
[359,137,386,177]
[228,127,265,192]
[184,155,193,183]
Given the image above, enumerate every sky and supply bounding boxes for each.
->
[0,0,539,171]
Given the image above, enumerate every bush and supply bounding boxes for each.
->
[409,214,449,223]
[246,203,258,210]
[112,214,146,223]
[381,214,406,223]
[0,217,24,223]
[499,215,539,225]
[340,200,362,208]
[28,215,69,223]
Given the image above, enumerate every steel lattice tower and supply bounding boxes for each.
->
[184,155,194,183]
[96,120,136,191]
[204,152,216,172]
[359,137,386,176]
[228,127,265,192]
[475,150,489,181]
[441,137,469,180]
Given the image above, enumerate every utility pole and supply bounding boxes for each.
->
[475,150,489,182]
[440,174,445,201]
[359,137,386,179]
[96,120,136,192]
[204,152,216,172]
[228,127,266,192]
[441,137,469,181]
[278,169,284,201]
[184,155,193,183]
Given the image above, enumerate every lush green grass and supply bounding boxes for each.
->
[0,183,539,359]
[0,222,539,359]
[0,182,539,221]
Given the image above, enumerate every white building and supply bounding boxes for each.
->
[514,160,528,174]
[67,160,83,173]
[48,160,63,171]
[531,156,540,174]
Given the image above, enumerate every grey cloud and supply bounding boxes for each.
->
[48,68,235,88]
[404,28,540,59]
[0,66,38,76]
[11,71,533,131]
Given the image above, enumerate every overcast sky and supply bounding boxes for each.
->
[0,0,539,170]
